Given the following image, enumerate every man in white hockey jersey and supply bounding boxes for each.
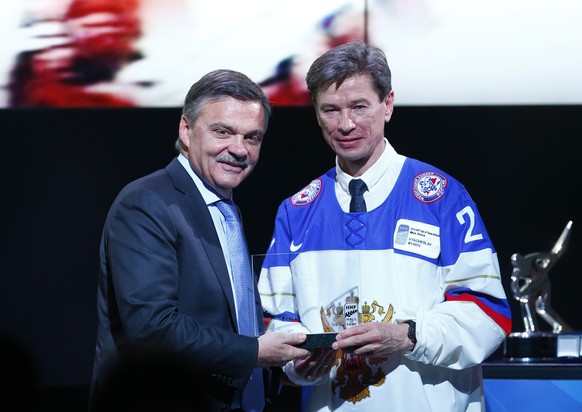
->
[257,40,512,412]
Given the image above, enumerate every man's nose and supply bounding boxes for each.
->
[338,110,356,133]
[229,135,248,157]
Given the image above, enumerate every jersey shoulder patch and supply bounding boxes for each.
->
[412,171,447,203]
[291,178,322,206]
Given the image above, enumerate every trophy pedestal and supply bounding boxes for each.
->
[504,332,582,362]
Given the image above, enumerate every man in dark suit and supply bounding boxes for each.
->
[89,69,309,412]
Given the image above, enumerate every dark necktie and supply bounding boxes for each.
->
[215,200,264,412]
[349,179,368,212]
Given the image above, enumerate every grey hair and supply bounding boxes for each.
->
[175,69,271,151]
[306,40,392,104]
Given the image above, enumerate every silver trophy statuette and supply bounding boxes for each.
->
[510,220,573,333]
[504,220,581,361]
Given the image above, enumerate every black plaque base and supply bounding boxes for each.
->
[504,332,582,362]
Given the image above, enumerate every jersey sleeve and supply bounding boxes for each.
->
[399,183,512,369]
[258,200,310,335]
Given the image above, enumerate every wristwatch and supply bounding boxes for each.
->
[403,320,417,349]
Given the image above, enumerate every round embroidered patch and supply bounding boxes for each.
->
[291,178,322,206]
[413,171,447,203]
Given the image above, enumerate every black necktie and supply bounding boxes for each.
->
[349,179,368,212]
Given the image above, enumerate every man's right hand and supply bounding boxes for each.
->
[256,331,310,367]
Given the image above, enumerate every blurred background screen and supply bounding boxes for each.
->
[1,0,580,108]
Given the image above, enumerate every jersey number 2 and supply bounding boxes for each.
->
[456,206,483,243]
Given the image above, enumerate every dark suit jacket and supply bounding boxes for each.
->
[89,157,265,411]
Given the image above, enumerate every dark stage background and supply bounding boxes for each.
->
[0,105,579,409]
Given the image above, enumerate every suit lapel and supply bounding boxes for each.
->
[165,158,238,327]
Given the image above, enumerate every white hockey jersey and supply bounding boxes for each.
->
[258,156,512,412]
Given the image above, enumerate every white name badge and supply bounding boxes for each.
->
[393,219,440,259]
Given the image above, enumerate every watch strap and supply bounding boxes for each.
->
[403,320,417,349]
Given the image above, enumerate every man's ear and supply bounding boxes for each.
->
[178,116,191,150]
[384,90,395,122]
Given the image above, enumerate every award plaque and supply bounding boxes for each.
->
[503,220,581,361]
